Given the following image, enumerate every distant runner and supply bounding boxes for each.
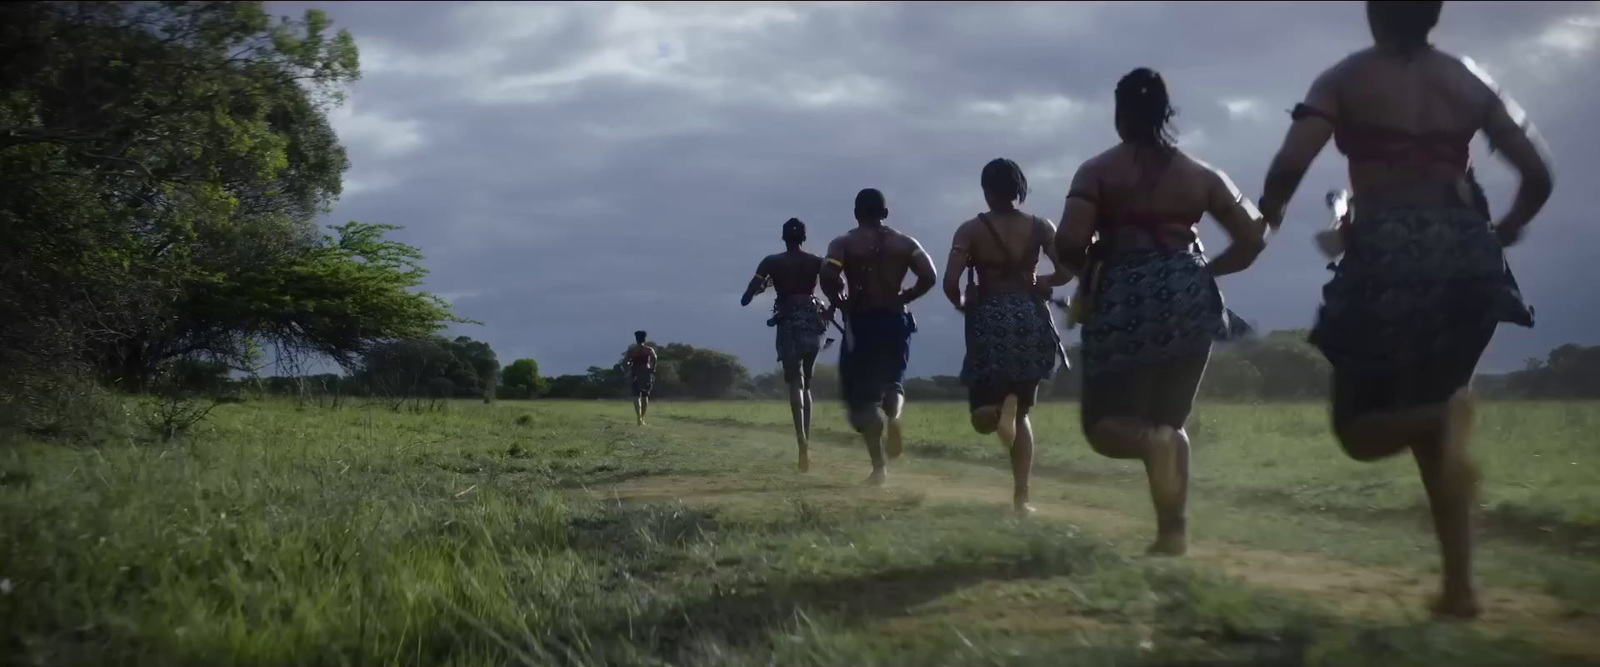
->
[741,217,831,472]
[944,158,1071,515]
[620,330,657,426]
[821,188,937,486]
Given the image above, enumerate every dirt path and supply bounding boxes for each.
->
[576,422,1600,660]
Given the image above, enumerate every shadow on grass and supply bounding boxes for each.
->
[595,555,1084,664]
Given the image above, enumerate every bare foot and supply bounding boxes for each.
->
[1430,589,1482,620]
[1145,532,1188,557]
[996,394,1019,452]
[885,419,904,460]
[1145,425,1183,510]
[865,468,887,487]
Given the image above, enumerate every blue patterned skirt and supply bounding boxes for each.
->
[1080,250,1246,378]
[1309,201,1533,379]
[772,296,829,363]
[961,292,1062,388]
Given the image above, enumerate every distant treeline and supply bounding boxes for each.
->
[240,330,1600,403]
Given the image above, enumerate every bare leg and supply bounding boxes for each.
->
[970,406,1000,435]
[1146,427,1190,556]
[966,395,1017,451]
[801,356,817,441]
[1334,364,1483,617]
[882,391,905,460]
[1418,389,1481,618]
[1335,405,1444,461]
[633,395,644,425]
[850,405,887,485]
[1012,411,1036,515]
[996,394,1019,451]
[787,378,809,473]
[1082,354,1206,555]
[1087,417,1185,552]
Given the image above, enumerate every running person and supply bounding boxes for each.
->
[1258,0,1551,618]
[943,158,1072,515]
[1056,68,1269,555]
[741,217,831,472]
[821,188,938,486]
[620,331,657,426]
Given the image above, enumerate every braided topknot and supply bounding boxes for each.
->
[1114,67,1177,150]
[980,158,1029,205]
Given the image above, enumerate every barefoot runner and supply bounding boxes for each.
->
[1056,68,1268,556]
[1257,0,1551,618]
[821,188,937,486]
[944,158,1071,515]
[741,217,832,472]
[620,331,657,426]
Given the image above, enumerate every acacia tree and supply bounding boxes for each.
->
[0,2,460,423]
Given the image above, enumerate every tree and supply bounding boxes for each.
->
[355,336,500,400]
[449,336,498,402]
[502,358,548,399]
[1,2,461,422]
[673,347,750,399]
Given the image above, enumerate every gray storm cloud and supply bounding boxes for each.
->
[269,0,1600,377]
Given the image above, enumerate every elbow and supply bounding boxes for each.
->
[1239,234,1269,263]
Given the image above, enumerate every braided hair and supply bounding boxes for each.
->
[1114,68,1177,151]
[980,158,1029,205]
[781,217,806,247]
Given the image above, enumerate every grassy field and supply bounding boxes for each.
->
[2,398,1599,666]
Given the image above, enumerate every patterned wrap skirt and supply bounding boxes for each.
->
[772,296,829,363]
[1309,198,1533,384]
[1080,250,1248,378]
[960,291,1062,389]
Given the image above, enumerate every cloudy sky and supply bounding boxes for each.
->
[270,0,1599,378]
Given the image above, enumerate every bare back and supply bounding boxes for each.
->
[623,344,655,373]
[826,226,926,312]
[955,211,1054,294]
[760,251,823,299]
[1065,146,1257,254]
[1308,48,1501,196]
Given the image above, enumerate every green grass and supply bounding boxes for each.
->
[1,399,1597,666]
[670,400,1600,545]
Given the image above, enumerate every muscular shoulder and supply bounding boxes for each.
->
[1067,153,1109,195]
[889,227,927,255]
[1182,153,1233,190]
[1081,146,1123,172]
